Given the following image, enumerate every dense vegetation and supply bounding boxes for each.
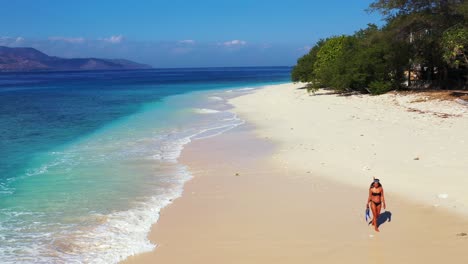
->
[292,0,467,94]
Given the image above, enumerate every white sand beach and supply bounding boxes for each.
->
[123,83,468,264]
[231,83,468,216]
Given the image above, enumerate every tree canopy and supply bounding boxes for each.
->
[292,0,467,93]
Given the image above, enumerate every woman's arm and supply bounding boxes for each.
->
[367,189,372,208]
[381,188,386,209]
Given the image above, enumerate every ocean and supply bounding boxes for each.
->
[0,67,291,263]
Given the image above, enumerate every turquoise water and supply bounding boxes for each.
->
[0,67,291,263]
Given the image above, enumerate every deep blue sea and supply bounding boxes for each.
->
[0,67,291,263]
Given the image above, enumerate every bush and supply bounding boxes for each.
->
[291,24,409,94]
[306,83,320,94]
[368,80,392,95]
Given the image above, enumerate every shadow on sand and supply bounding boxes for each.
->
[296,86,361,96]
[378,211,392,227]
[368,211,392,228]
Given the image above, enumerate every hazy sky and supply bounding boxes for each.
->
[0,0,383,67]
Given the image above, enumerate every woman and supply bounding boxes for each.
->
[367,178,386,232]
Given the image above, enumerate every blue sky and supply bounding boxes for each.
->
[0,0,383,67]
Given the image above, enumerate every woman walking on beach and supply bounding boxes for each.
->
[367,178,386,232]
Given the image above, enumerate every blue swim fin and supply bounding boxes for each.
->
[365,208,370,222]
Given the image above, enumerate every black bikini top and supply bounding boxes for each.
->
[372,192,381,196]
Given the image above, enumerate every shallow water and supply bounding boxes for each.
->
[0,67,291,263]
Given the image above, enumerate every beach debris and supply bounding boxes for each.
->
[414,157,420,160]
[369,234,374,238]
[456,232,467,237]
[235,173,240,176]
[438,193,449,199]
[455,98,468,106]
[306,171,311,174]
[407,107,462,118]
[360,134,364,136]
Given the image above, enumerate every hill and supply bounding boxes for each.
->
[0,46,151,72]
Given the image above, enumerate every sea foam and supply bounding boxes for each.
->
[193,108,220,114]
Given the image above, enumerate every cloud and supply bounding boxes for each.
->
[178,39,195,44]
[15,37,25,43]
[0,36,25,46]
[48,36,85,44]
[101,35,124,44]
[0,36,301,67]
[222,40,247,47]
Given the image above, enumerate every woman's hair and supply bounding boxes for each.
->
[370,178,382,188]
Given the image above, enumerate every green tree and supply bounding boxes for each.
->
[442,25,468,68]
[291,40,324,82]
[312,35,349,90]
[335,24,410,94]
[291,0,468,93]
[291,25,410,94]
[369,0,467,88]
[442,25,468,86]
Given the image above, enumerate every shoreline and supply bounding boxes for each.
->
[123,83,468,263]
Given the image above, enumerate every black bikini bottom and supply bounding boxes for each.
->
[372,201,381,206]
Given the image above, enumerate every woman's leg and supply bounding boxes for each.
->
[370,202,378,229]
[375,203,382,232]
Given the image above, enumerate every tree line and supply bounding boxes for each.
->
[292,0,467,94]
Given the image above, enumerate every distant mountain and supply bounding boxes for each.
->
[0,46,151,72]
